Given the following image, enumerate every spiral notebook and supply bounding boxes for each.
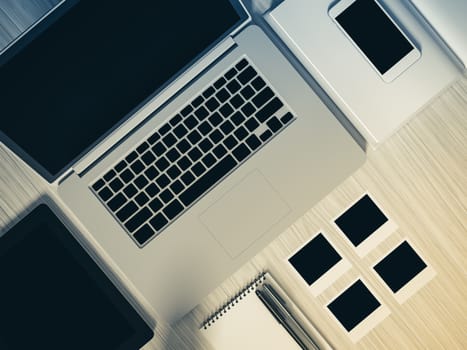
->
[200,273,302,349]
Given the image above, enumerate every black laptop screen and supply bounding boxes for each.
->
[0,0,243,180]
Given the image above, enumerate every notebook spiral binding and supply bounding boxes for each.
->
[201,272,267,329]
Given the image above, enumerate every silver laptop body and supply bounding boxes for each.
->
[8,1,365,322]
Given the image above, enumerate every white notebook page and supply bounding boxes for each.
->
[201,290,301,350]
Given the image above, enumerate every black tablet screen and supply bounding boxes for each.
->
[0,204,153,350]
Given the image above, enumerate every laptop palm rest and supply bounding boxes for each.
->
[200,170,291,258]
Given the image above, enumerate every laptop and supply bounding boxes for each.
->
[0,0,365,322]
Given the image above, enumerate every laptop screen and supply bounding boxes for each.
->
[0,0,244,180]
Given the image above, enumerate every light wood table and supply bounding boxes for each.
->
[1,2,466,349]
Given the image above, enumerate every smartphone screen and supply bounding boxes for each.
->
[331,0,419,82]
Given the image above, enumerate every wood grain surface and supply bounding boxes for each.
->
[1,1,466,349]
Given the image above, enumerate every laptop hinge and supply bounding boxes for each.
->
[71,36,237,176]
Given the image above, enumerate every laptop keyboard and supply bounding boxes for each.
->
[91,58,296,247]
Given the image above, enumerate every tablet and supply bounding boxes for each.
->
[0,204,153,350]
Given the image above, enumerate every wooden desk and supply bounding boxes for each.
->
[1,2,466,349]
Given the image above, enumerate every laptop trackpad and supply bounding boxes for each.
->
[200,170,291,258]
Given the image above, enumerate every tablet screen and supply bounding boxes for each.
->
[0,204,153,350]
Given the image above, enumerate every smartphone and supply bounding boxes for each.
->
[329,0,420,83]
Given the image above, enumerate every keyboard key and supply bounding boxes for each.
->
[162,133,177,148]
[214,77,227,89]
[281,112,294,124]
[180,105,193,117]
[245,117,259,132]
[226,80,241,94]
[231,111,245,126]
[174,124,188,138]
[256,97,283,123]
[198,121,213,135]
[232,143,251,162]
[152,142,167,156]
[267,116,282,133]
[120,169,135,183]
[209,129,223,144]
[251,76,266,91]
[180,155,237,207]
[159,124,171,136]
[252,87,274,108]
[260,129,273,142]
[155,157,170,172]
[114,160,127,173]
[192,95,204,108]
[188,147,202,162]
[177,156,192,171]
[166,148,181,162]
[116,201,138,222]
[92,179,105,192]
[219,104,234,117]
[135,192,150,206]
[184,115,198,129]
[130,160,145,174]
[240,85,255,100]
[108,193,126,211]
[145,183,160,197]
[169,114,182,126]
[195,106,209,120]
[213,144,227,158]
[133,224,155,245]
[125,207,152,232]
[109,178,123,192]
[202,86,215,98]
[103,169,116,182]
[202,153,216,168]
[156,174,170,188]
[134,175,148,189]
[150,213,168,231]
[187,130,202,145]
[224,67,237,80]
[160,189,174,203]
[192,162,206,176]
[234,126,248,141]
[147,132,160,144]
[163,199,184,220]
[235,58,248,71]
[199,139,214,152]
[141,151,156,165]
[205,97,220,112]
[167,165,181,179]
[181,171,195,186]
[98,187,113,201]
[245,134,261,150]
[223,135,238,149]
[241,102,255,117]
[149,197,163,212]
[123,184,138,198]
[215,88,230,103]
[220,120,234,135]
[170,180,185,194]
[144,166,158,180]
[125,151,138,163]
[136,142,149,154]
[230,94,244,109]
[176,139,191,153]
[208,111,223,126]
[238,66,257,84]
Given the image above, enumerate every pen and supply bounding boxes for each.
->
[256,288,310,350]
[262,283,321,350]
